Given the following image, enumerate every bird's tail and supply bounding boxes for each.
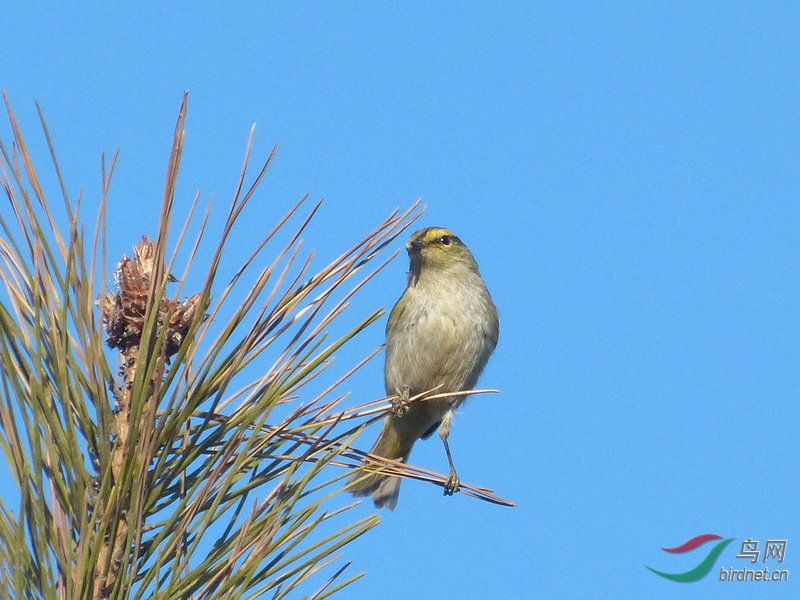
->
[348,419,414,510]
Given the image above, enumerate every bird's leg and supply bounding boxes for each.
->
[442,438,460,496]
[439,411,460,496]
[390,385,411,417]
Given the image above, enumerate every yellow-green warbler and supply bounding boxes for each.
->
[349,227,499,509]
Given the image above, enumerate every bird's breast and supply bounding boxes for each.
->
[384,273,498,398]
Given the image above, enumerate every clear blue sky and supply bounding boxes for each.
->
[2,3,799,598]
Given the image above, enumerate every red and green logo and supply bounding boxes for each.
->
[647,534,734,582]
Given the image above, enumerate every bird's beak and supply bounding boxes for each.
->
[406,239,424,255]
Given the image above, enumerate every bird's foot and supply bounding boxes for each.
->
[443,470,460,496]
[390,396,410,417]
[390,387,411,417]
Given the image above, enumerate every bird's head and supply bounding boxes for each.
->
[405,227,478,284]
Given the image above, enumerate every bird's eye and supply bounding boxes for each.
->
[440,236,452,246]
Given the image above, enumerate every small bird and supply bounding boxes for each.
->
[349,227,499,509]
